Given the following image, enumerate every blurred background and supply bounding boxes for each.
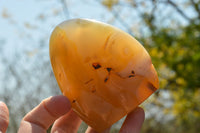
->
[0,0,199,132]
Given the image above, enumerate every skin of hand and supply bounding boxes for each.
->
[0,95,145,133]
[0,101,9,133]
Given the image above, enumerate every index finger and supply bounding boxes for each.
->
[18,95,71,133]
[119,107,145,133]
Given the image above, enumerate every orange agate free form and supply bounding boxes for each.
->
[49,19,159,132]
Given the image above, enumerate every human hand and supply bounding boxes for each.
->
[1,95,144,133]
[0,101,9,133]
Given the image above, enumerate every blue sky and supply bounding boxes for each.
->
[0,0,195,92]
[0,0,120,99]
[0,0,115,59]
[0,0,195,96]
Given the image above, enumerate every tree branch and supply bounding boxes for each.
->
[190,0,200,19]
[167,0,191,22]
[111,8,134,36]
[60,0,70,19]
[95,0,134,36]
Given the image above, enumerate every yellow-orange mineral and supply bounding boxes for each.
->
[49,19,159,132]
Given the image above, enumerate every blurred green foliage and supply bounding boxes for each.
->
[103,0,200,132]
[141,16,200,133]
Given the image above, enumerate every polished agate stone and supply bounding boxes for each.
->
[49,19,159,132]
